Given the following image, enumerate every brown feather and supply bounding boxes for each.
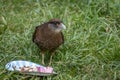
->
[32,19,65,65]
[32,20,64,52]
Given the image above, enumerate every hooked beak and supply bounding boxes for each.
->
[59,23,66,30]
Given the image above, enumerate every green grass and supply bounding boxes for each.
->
[0,0,120,80]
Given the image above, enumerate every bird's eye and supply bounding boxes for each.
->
[56,22,60,25]
[54,22,57,24]
[50,21,60,26]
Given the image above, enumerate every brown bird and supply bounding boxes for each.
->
[32,18,66,66]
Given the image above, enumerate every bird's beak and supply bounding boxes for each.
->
[60,23,66,30]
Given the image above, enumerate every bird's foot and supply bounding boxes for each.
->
[42,61,45,65]
[48,61,52,67]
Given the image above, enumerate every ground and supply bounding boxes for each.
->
[0,0,120,80]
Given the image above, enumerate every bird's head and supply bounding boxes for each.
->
[48,18,66,33]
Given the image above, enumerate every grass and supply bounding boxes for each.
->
[0,0,120,79]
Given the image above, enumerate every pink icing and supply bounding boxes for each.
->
[37,67,53,73]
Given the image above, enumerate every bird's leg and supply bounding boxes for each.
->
[41,51,45,65]
[48,52,54,66]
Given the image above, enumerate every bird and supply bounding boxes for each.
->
[32,18,66,66]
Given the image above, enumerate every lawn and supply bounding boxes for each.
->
[0,0,120,80]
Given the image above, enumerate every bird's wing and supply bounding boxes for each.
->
[32,26,39,43]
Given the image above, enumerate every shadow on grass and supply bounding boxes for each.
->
[2,70,57,80]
